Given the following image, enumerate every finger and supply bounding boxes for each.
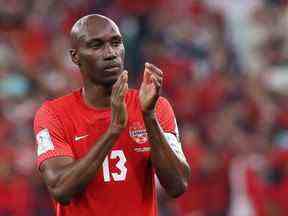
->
[118,79,126,96]
[118,70,128,89]
[120,70,128,89]
[122,70,128,83]
[117,71,128,97]
[123,83,128,94]
[146,68,163,83]
[149,71,163,81]
[117,82,128,102]
[145,63,163,76]
[145,64,163,85]
[112,72,124,93]
[151,75,162,90]
[143,67,151,84]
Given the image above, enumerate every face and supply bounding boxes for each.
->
[71,18,125,86]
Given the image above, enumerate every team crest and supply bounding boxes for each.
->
[129,122,148,144]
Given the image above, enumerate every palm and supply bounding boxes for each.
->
[139,70,158,112]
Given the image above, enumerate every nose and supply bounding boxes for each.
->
[103,44,117,61]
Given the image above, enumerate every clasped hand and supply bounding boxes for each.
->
[110,63,163,132]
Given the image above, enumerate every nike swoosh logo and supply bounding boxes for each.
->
[75,135,88,141]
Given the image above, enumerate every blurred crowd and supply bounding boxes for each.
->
[1,0,288,215]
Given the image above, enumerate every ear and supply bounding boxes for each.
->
[69,49,81,66]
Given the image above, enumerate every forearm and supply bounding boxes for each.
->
[47,127,121,204]
[143,111,190,197]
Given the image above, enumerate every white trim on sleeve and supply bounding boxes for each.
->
[164,132,187,163]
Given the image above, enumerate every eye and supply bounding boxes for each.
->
[87,40,103,49]
[91,43,102,49]
[111,38,122,47]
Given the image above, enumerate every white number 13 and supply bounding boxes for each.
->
[102,150,127,182]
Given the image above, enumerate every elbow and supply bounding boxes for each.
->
[167,166,191,198]
[50,188,72,206]
[167,178,189,198]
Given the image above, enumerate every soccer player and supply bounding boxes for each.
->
[34,14,190,216]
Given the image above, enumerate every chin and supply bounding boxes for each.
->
[103,72,122,86]
[89,70,122,87]
[102,77,118,87]
[90,75,119,87]
[103,80,117,87]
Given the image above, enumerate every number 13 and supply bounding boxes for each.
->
[102,150,127,182]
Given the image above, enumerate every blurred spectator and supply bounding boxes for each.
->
[2,0,288,215]
[0,146,34,215]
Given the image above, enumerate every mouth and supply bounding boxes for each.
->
[104,66,120,72]
[103,63,121,72]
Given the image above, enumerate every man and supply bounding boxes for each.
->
[34,14,190,216]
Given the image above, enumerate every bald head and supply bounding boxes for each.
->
[69,14,125,86]
[70,14,120,49]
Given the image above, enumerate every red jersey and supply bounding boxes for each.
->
[34,89,177,216]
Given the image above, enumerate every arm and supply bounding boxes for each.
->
[139,63,190,198]
[40,129,120,205]
[143,111,190,197]
[37,71,129,205]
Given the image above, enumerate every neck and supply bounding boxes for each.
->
[82,81,112,109]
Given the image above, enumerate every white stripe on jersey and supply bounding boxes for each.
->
[174,118,180,140]
[164,132,187,163]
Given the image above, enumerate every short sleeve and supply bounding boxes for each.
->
[34,102,74,170]
[155,97,179,138]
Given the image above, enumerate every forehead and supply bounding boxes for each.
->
[84,18,121,41]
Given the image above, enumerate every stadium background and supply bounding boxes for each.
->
[1,0,288,215]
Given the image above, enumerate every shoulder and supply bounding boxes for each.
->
[34,90,81,127]
[35,89,80,115]
[156,96,173,110]
[47,89,80,110]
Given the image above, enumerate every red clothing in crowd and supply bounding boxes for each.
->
[246,150,288,216]
[116,0,163,15]
[176,144,230,215]
[0,176,33,215]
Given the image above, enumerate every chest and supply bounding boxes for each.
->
[66,112,152,185]
[64,109,151,161]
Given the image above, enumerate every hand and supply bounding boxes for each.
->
[110,71,128,133]
[139,63,163,113]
